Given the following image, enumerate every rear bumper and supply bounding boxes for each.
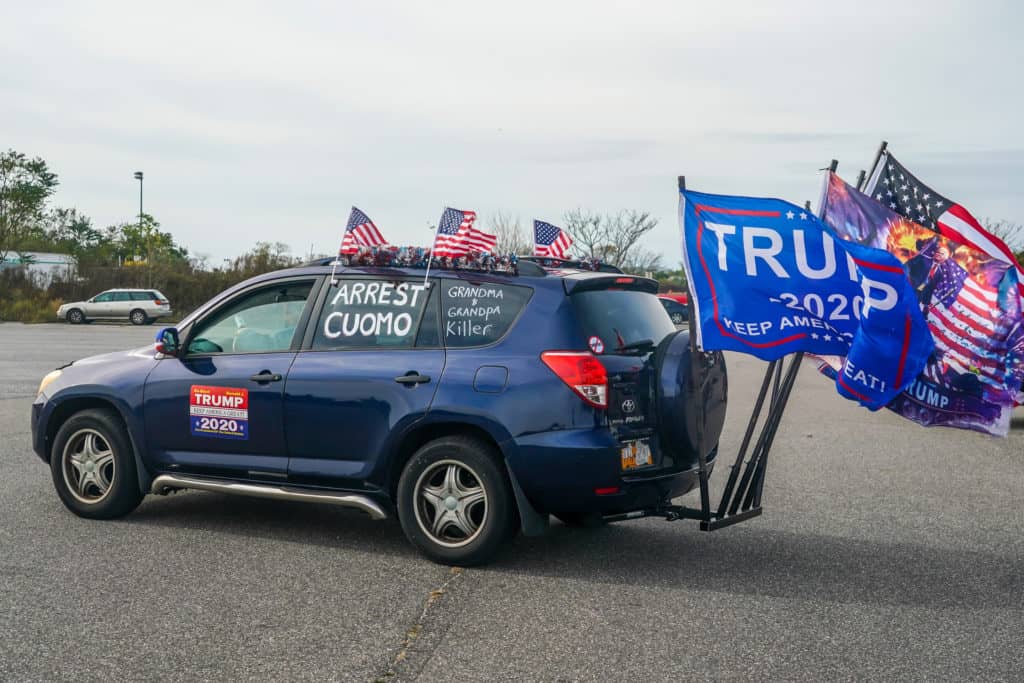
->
[507,428,712,517]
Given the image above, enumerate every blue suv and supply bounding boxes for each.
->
[31,258,727,565]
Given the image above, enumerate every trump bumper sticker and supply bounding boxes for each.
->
[189,385,249,439]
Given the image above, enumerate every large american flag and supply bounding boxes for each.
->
[864,153,1024,300]
[431,208,496,257]
[339,207,387,255]
[533,220,573,258]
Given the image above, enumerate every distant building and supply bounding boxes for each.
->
[0,252,77,288]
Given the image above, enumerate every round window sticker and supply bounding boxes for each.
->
[588,336,605,354]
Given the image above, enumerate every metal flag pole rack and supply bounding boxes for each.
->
[604,176,805,531]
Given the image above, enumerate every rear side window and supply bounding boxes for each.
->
[112,292,133,302]
[441,279,532,347]
[130,292,150,301]
[572,290,675,352]
[312,278,435,350]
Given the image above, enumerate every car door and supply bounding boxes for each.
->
[143,276,320,479]
[87,291,115,318]
[283,275,444,488]
[111,291,134,318]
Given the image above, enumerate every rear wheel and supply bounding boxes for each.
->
[670,312,685,325]
[50,409,143,519]
[129,309,148,325]
[397,436,513,566]
[66,309,85,324]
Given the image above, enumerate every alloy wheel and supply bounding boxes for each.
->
[62,428,116,504]
[413,459,488,548]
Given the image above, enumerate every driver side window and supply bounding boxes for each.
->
[188,280,315,354]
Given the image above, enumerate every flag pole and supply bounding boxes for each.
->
[815,159,839,215]
[854,170,866,190]
[860,140,888,192]
[423,221,439,287]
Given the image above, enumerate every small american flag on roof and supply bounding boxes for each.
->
[432,208,496,257]
[339,207,387,255]
[533,220,573,259]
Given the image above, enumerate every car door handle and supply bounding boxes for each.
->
[249,371,283,383]
[394,373,431,385]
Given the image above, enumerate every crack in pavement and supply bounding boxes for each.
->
[374,566,465,682]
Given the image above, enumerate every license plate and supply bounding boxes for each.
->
[620,439,653,471]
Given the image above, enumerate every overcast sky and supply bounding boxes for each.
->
[4,0,1021,264]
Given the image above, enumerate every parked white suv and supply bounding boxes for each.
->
[57,289,172,325]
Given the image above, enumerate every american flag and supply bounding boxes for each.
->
[533,220,573,258]
[864,153,1024,300]
[339,207,387,255]
[919,253,1017,392]
[431,208,496,257]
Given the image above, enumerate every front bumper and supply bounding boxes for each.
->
[30,396,48,461]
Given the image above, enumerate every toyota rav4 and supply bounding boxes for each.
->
[31,257,727,565]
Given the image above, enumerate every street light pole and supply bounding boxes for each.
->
[134,171,144,228]
[134,171,145,283]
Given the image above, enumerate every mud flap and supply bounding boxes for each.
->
[505,462,549,536]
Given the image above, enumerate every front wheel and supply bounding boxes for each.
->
[66,309,85,324]
[50,408,143,519]
[670,312,685,325]
[129,309,149,325]
[397,436,514,566]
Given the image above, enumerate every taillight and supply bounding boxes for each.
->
[540,351,608,408]
[154,299,167,306]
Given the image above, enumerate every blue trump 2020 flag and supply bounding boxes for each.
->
[680,188,933,409]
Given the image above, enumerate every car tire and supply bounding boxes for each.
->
[129,309,148,326]
[50,408,144,520]
[66,309,85,325]
[670,312,685,325]
[397,436,514,566]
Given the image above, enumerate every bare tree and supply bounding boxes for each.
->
[982,218,1024,252]
[563,209,661,272]
[486,211,531,254]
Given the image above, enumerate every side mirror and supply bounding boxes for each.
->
[155,327,181,356]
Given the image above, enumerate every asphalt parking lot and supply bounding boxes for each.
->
[2,322,1023,681]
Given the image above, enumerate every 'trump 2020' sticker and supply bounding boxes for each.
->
[189,385,249,439]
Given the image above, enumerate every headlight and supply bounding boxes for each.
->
[38,369,62,396]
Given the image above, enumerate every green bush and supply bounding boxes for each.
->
[0,271,62,322]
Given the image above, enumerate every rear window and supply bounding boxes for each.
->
[441,279,532,347]
[572,290,676,352]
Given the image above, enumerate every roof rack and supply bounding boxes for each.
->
[303,247,520,275]
[518,256,623,273]
[304,251,622,278]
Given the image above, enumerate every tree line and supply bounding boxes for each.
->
[1,148,688,322]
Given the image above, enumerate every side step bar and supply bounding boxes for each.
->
[150,474,389,520]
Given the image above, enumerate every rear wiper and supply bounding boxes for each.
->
[616,338,655,353]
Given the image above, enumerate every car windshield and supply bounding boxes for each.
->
[572,289,675,352]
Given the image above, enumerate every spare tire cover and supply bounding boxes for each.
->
[653,329,728,462]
